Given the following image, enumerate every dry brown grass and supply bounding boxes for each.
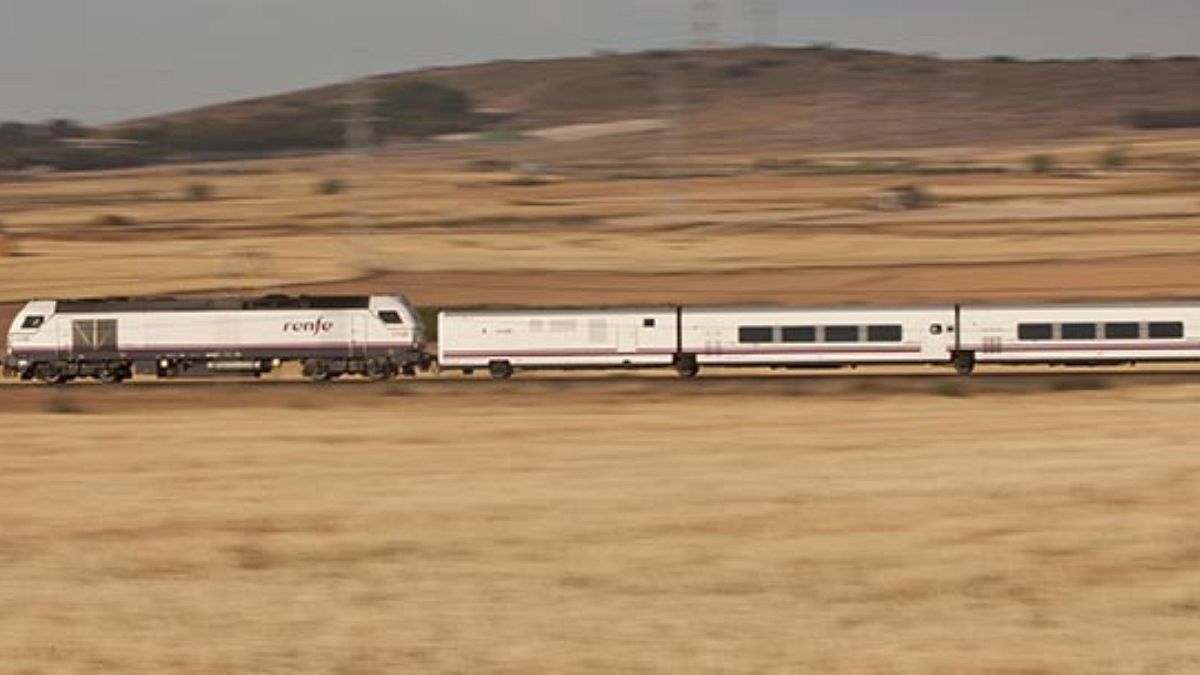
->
[3,383,1200,673]
[2,139,1200,307]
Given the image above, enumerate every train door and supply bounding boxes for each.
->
[617,323,637,354]
[351,314,368,357]
[922,317,957,361]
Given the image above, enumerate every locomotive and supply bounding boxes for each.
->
[3,295,428,383]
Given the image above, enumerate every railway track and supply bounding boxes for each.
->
[0,369,1196,396]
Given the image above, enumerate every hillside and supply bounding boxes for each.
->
[115,46,1200,155]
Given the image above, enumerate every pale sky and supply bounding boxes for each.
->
[1,0,1197,124]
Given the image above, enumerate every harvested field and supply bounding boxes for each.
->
[2,139,1200,312]
[2,382,1200,672]
[5,73,1200,673]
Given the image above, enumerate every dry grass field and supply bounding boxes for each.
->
[2,381,1200,673]
[5,48,1200,673]
[4,133,1200,313]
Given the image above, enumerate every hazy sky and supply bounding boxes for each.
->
[2,0,1198,124]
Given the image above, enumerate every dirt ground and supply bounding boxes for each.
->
[2,381,1200,673]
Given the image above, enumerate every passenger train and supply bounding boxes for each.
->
[3,294,1198,383]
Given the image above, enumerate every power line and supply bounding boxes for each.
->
[690,0,721,48]
[748,0,778,46]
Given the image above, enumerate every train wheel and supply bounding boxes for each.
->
[41,373,71,385]
[675,354,700,379]
[366,362,395,382]
[953,352,976,376]
[302,360,332,382]
[98,369,125,385]
[488,361,514,380]
[36,365,70,385]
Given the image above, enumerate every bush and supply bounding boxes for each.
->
[376,82,480,138]
[1127,109,1200,130]
[894,184,933,208]
[934,381,969,398]
[723,63,758,79]
[46,395,85,414]
[184,182,214,201]
[1027,154,1057,175]
[500,175,552,187]
[93,214,137,228]
[316,178,346,195]
[1099,146,1128,169]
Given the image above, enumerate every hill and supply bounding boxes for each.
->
[113,46,1200,156]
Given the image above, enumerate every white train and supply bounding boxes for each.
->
[3,295,428,383]
[6,297,1198,383]
[438,302,1200,378]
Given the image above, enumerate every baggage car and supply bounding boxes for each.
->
[437,308,678,379]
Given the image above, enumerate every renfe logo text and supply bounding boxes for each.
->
[283,317,334,336]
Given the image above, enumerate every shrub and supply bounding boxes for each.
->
[184,182,214,201]
[500,175,552,187]
[46,395,85,414]
[1099,146,1128,169]
[316,178,346,195]
[934,381,969,398]
[893,184,933,208]
[1048,376,1111,392]
[93,214,137,228]
[1027,154,1057,175]
[376,81,479,138]
[1127,109,1200,130]
[723,63,758,79]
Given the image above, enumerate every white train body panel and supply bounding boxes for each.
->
[438,308,678,369]
[682,306,958,366]
[960,303,1200,363]
[6,295,424,368]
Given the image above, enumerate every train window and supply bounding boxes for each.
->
[1148,322,1185,339]
[378,310,403,325]
[781,326,816,343]
[1104,322,1140,340]
[738,326,775,344]
[1061,323,1097,340]
[1018,323,1053,341]
[823,325,861,343]
[867,325,903,343]
[643,318,656,328]
[21,316,44,329]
